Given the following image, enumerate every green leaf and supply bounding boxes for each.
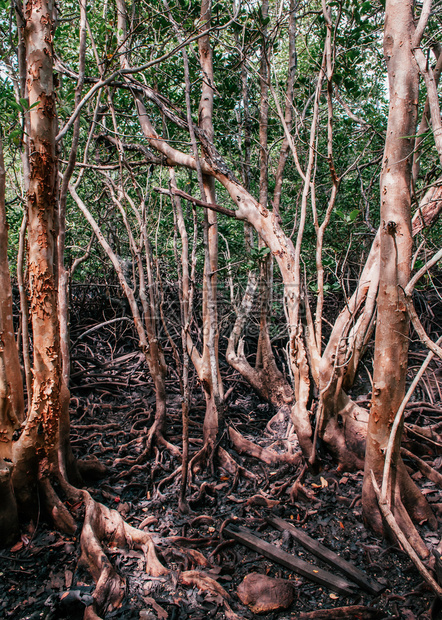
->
[349,209,359,222]
[8,100,22,111]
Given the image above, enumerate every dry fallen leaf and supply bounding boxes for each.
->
[65,570,73,589]
[143,595,168,619]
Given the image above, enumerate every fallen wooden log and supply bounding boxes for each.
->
[298,605,386,619]
[266,515,384,595]
[223,525,355,596]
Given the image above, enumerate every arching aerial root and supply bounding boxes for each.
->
[228,426,301,467]
[113,421,180,470]
[145,420,181,459]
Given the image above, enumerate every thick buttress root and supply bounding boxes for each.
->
[40,475,238,619]
[321,395,368,471]
[0,459,19,545]
[79,491,168,618]
[41,474,168,620]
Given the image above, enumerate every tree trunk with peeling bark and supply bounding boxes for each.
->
[362,0,436,546]
[0,138,25,460]
[10,0,64,519]
[0,137,24,545]
[1,7,168,616]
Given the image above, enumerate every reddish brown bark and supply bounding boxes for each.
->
[11,0,62,516]
[0,136,23,545]
[362,0,436,542]
[0,138,25,461]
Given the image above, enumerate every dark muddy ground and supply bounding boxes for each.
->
[1,294,442,620]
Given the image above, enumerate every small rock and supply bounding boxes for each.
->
[117,502,131,517]
[237,572,295,614]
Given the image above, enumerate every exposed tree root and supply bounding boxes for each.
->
[321,395,368,471]
[397,461,438,530]
[289,463,316,503]
[79,490,168,618]
[38,472,169,620]
[228,426,301,467]
[39,474,77,536]
[180,569,229,598]
[401,447,442,487]
[370,472,442,599]
[363,458,437,559]
[179,570,241,620]
[217,446,256,483]
[0,459,19,545]
[298,605,387,620]
[155,466,182,495]
[145,419,181,459]
[405,423,442,451]
[265,405,291,436]
[112,422,180,473]
[188,438,217,475]
[188,481,218,509]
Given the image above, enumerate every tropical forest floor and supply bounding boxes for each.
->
[1,287,442,620]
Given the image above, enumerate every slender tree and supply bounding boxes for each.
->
[0,135,23,544]
[362,0,437,551]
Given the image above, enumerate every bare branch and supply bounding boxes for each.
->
[153,186,236,218]
[413,0,433,48]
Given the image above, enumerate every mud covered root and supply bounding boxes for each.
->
[79,491,168,618]
[180,570,242,620]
